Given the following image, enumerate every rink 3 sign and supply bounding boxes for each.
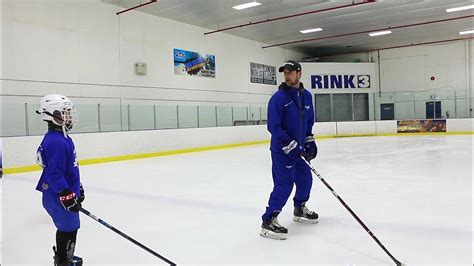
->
[310,74,371,89]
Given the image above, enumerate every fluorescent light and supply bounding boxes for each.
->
[446,5,474,12]
[459,29,474,35]
[232,2,261,10]
[300,28,323,34]
[369,30,392,37]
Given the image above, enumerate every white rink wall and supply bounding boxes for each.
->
[3,119,473,169]
[447,118,474,132]
[4,125,270,169]
[314,120,398,136]
[3,0,304,107]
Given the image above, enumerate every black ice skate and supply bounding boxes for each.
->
[260,212,288,240]
[293,203,319,224]
[53,246,83,266]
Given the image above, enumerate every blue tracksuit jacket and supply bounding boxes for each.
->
[262,82,315,222]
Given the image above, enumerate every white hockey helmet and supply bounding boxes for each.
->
[37,94,78,131]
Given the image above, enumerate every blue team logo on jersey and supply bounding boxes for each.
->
[311,74,371,89]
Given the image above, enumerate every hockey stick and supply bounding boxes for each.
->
[79,207,177,266]
[301,156,404,266]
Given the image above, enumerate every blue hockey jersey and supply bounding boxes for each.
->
[36,130,81,196]
[267,82,315,153]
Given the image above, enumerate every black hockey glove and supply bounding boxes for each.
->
[303,135,318,161]
[58,189,81,212]
[282,140,304,163]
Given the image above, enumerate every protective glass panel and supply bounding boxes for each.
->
[130,105,154,130]
[232,107,248,125]
[198,106,217,128]
[156,105,178,129]
[2,103,27,137]
[178,106,198,128]
[216,106,232,127]
[395,102,415,120]
[100,104,122,132]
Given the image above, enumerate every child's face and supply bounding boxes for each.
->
[54,109,74,130]
[63,110,74,130]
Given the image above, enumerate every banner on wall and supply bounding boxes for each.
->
[310,74,371,89]
[250,62,276,85]
[174,48,216,78]
[300,63,376,92]
[397,119,447,133]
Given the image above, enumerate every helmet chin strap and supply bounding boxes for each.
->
[37,110,69,138]
[53,115,68,138]
[61,124,68,138]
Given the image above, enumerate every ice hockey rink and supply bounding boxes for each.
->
[2,135,472,265]
[2,0,474,265]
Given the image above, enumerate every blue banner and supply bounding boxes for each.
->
[174,48,216,78]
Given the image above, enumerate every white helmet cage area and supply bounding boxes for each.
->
[37,94,78,131]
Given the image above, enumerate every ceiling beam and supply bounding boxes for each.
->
[116,0,158,15]
[263,15,474,49]
[203,0,376,35]
[310,36,474,58]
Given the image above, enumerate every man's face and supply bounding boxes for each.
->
[283,69,302,87]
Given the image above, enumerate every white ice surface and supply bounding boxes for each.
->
[2,135,473,265]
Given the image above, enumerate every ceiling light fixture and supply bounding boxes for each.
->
[459,29,474,35]
[446,5,474,12]
[369,30,392,37]
[232,2,262,10]
[300,28,323,34]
